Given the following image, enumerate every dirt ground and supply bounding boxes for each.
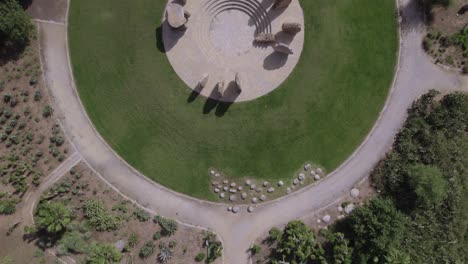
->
[26,0,68,24]
[0,36,70,263]
[431,1,468,35]
[423,1,468,73]
[25,162,221,264]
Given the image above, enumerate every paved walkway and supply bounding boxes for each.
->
[20,152,81,227]
[34,0,466,263]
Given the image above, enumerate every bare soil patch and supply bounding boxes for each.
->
[33,162,221,264]
[423,1,468,73]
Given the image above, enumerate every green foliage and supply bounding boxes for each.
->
[0,256,14,264]
[407,164,448,206]
[370,92,468,263]
[273,220,325,264]
[250,244,261,255]
[155,215,178,236]
[194,252,205,262]
[204,233,222,264]
[42,105,53,118]
[383,248,410,264]
[152,231,162,241]
[0,199,16,214]
[138,241,155,258]
[86,243,122,264]
[82,199,120,231]
[342,198,408,263]
[268,227,282,243]
[133,208,150,222]
[322,231,353,264]
[127,233,139,249]
[56,230,91,256]
[0,0,34,49]
[36,202,71,234]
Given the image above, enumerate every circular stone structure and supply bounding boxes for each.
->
[163,0,305,102]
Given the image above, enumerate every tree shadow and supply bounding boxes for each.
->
[263,51,288,70]
[0,45,27,67]
[399,0,427,34]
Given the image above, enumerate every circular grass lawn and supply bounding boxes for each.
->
[69,0,398,200]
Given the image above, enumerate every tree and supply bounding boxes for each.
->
[268,227,282,243]
[274,220,325,264]
[343,198,408,263]
[36,202,71,234]
[384,248,410,264]
[323,231,353,264]
[86,243,122,264]
[407,164,448,207]
[0,0,33,50]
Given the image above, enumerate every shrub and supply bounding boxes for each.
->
[157,247,172,263]
[36,202,71,234]
[250,244,261,255]
[86,243,122,264]
[42,105,53,118]
[0,0,34,49]
[127,233,139,249]
[56,231,90,256]
[0,199,16,214]
[139,241,155,258]
[268,227,282,242]
[195,252,205,262]
[82,199,120,231]
[155,215,178,236]
[133,208,150,222]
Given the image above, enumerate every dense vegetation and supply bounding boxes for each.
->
[69,0,397,199]
[0,0,33,52]
[264,91,467,264]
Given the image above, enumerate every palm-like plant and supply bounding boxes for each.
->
[36,202,71,234]
[158,247,172,263]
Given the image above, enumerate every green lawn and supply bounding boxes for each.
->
[68,0,398,200]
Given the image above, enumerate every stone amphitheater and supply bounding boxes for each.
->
[163,0,305,102]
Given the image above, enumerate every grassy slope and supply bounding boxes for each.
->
[69,0,397,200]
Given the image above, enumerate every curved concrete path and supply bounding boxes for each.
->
[34,0,466,263]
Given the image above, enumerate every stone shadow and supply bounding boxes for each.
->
[263,51,288,70]
[187,84,204,103]
[156,20,186,53]
[202,82,240,116]
[275,31,296,45]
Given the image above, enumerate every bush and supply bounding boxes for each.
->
[42,105,53,118]
[195,252,205,262]
[86,243,122,264]
[139,241,155,258]
[82,199,120,231]
[268,227,282,242]
[250,244,261,255]
[133,208,150,222]
[155,215,178,236]
[0,199,16,214]
[152,231,162,241]
[36,202,71,234]
[0,0,34,50]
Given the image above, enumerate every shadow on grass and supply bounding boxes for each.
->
[201,81,240,117]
